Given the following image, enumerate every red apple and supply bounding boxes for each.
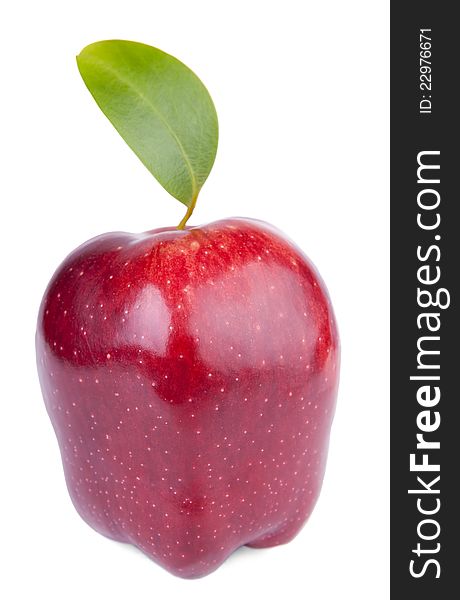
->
[36,217,339,578]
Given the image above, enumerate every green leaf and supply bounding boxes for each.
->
[77,40,218,208]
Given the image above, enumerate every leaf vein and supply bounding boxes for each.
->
[86,57,198,202]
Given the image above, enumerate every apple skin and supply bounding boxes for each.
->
[36,217,339,578]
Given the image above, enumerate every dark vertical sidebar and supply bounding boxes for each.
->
[391,2,459,597]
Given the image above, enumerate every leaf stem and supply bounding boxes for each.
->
[177,193,199,230]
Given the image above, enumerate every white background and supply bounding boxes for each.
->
[1,1,389,597]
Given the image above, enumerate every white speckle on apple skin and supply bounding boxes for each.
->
[36,218,339,578]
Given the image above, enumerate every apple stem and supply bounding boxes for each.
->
[177,193,198,230]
